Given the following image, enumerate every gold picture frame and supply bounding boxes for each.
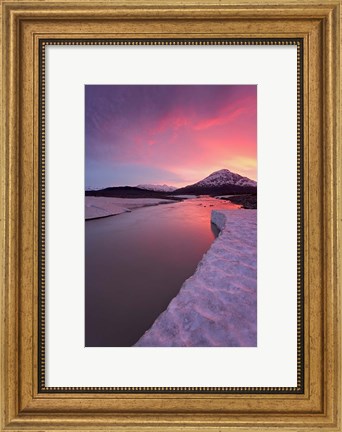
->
[0,0,341,430]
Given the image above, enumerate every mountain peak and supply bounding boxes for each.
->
[211,168,232,175]
[173,168,257,194]
[196,169,257,188]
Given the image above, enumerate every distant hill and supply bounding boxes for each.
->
[85,186,179,200]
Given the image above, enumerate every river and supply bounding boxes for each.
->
[85,196,239,346]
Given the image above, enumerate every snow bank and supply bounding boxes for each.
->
[135,209,257,347]
[85,197,174,220]
[85,197,130,220]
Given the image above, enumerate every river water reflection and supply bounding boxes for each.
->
[85,196,239,346]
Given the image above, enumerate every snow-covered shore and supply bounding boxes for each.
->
[85,196,174,220]
[135,209,257,347]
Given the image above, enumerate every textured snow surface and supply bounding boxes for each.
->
[195,169,257,188]
[85,197,172,220]
[135,209,257,347]
[137,184,177,192]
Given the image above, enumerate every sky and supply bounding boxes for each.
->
[85,85,257,189]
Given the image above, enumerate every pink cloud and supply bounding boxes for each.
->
[193,107,245,131]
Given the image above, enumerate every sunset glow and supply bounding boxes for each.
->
[85,85,257,189]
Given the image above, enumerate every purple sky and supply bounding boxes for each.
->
[85,85,257,189]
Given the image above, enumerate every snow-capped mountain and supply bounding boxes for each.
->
[86,169,256,197]
[137,184,177,192]
[173,169,257,195]
[195,169,257,188]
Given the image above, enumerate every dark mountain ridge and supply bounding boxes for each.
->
[85,186,181,200]
[86,169,257,198]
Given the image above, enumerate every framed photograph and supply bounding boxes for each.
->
[1,0,341,431]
